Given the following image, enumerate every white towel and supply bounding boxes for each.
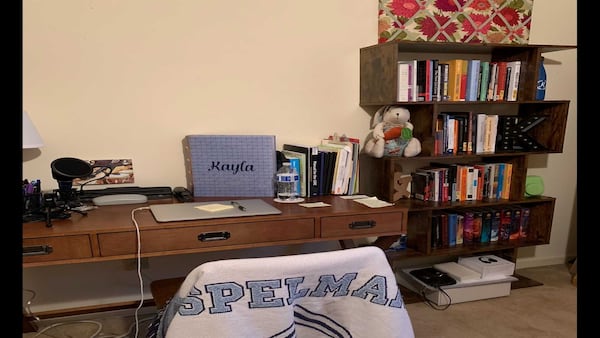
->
[159,246,414,338]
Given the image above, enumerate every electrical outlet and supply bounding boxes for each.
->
[122,258,149,270]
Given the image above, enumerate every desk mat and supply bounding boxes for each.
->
[149,199,282,222]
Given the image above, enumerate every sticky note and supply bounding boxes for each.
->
[195,204,234,212]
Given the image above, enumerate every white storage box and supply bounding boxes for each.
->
[458,254,515,278]
[398,267,517,306]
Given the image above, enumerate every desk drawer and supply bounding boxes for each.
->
[320,211,406,238]
[98,218,315,256]
[23,235,93,263]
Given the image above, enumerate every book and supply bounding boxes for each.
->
[417,167,443,202]
[487,62,498,101]
[432,59,441,101]
[494,61,508,101]
[474,113,487,154]
[283,144,318,197]
[456,213,464,245]
[447,212,458,247]
[519,207,530,240]
[471,209,483,243]
[478,61,490,101]
[326,134,361,195]
[439,63,450,101]
[490,208,501,242]
[281,149,308,197]
[397,61,411,102]
[465,59,481,101]
[509,206,522,240]
[459,58,468,101]
[506,60,521,101]
[282,155,302,197]
[501,163,512,199]
[316,151,327,196]
[495,162,505,199]
[440,213,449,247]
[483,114,499,154]
[460,210,474,243]
[479,208,493,243]
[431,213,442,248]
[430,162,458,202]
[411,171,431,201]
[457,254,516,278]
[318,141,352,195]
[446,59,464,101]
[499,208,512,241]
[416,60,430,101]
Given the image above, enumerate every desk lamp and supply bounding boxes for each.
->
[22,111,44,149]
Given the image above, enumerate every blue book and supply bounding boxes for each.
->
[447,212,457,246]
[465,59,481,101]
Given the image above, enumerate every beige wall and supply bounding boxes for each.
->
[22,0,577,312]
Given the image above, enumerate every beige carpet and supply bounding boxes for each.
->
[24,264,576,338]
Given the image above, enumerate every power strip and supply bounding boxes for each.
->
[433,262,480,282]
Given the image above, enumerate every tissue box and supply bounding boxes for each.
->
[184,135,277,197]
[378,0,533,44]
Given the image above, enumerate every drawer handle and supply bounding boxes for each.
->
[349,220,376,229]
[198,231,231,242]
[23,245,54,256]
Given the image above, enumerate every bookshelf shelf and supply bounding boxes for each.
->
[359,41,575,273]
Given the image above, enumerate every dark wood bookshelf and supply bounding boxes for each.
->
[359,41,575,284]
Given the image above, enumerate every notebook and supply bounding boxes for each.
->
[149,199,282,222]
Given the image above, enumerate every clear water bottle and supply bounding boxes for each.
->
[275,162,299,201]
[535,57,547,100]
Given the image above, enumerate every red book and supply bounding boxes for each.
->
[495,61,508,101]
[459,59,468,101]
[459,210,474,243]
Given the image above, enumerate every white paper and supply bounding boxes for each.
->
[299,202,331,208]
[352,196,394,208]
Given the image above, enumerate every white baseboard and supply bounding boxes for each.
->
[515,255,568,269]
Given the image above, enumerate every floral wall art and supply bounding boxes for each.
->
[378,0,533,44]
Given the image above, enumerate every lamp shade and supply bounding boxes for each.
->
[23,111,44,149]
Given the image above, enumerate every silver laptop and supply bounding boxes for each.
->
[149,198,282,222]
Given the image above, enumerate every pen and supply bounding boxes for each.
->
[230,201,246,211]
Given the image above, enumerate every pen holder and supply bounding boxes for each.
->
[23,192,42,213]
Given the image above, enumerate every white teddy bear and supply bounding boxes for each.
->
[363,105,422,158]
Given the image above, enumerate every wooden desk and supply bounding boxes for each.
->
[23,196,407,268]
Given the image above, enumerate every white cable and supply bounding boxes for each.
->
[33,320,103,337]
[130,206,150,338]
[23,288,40,321]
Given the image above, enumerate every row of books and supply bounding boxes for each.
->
[434,112,547,156]
[282,135,360,197]
[411,161,513,202]
[431,206,530,249]
[396,58,521,102]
